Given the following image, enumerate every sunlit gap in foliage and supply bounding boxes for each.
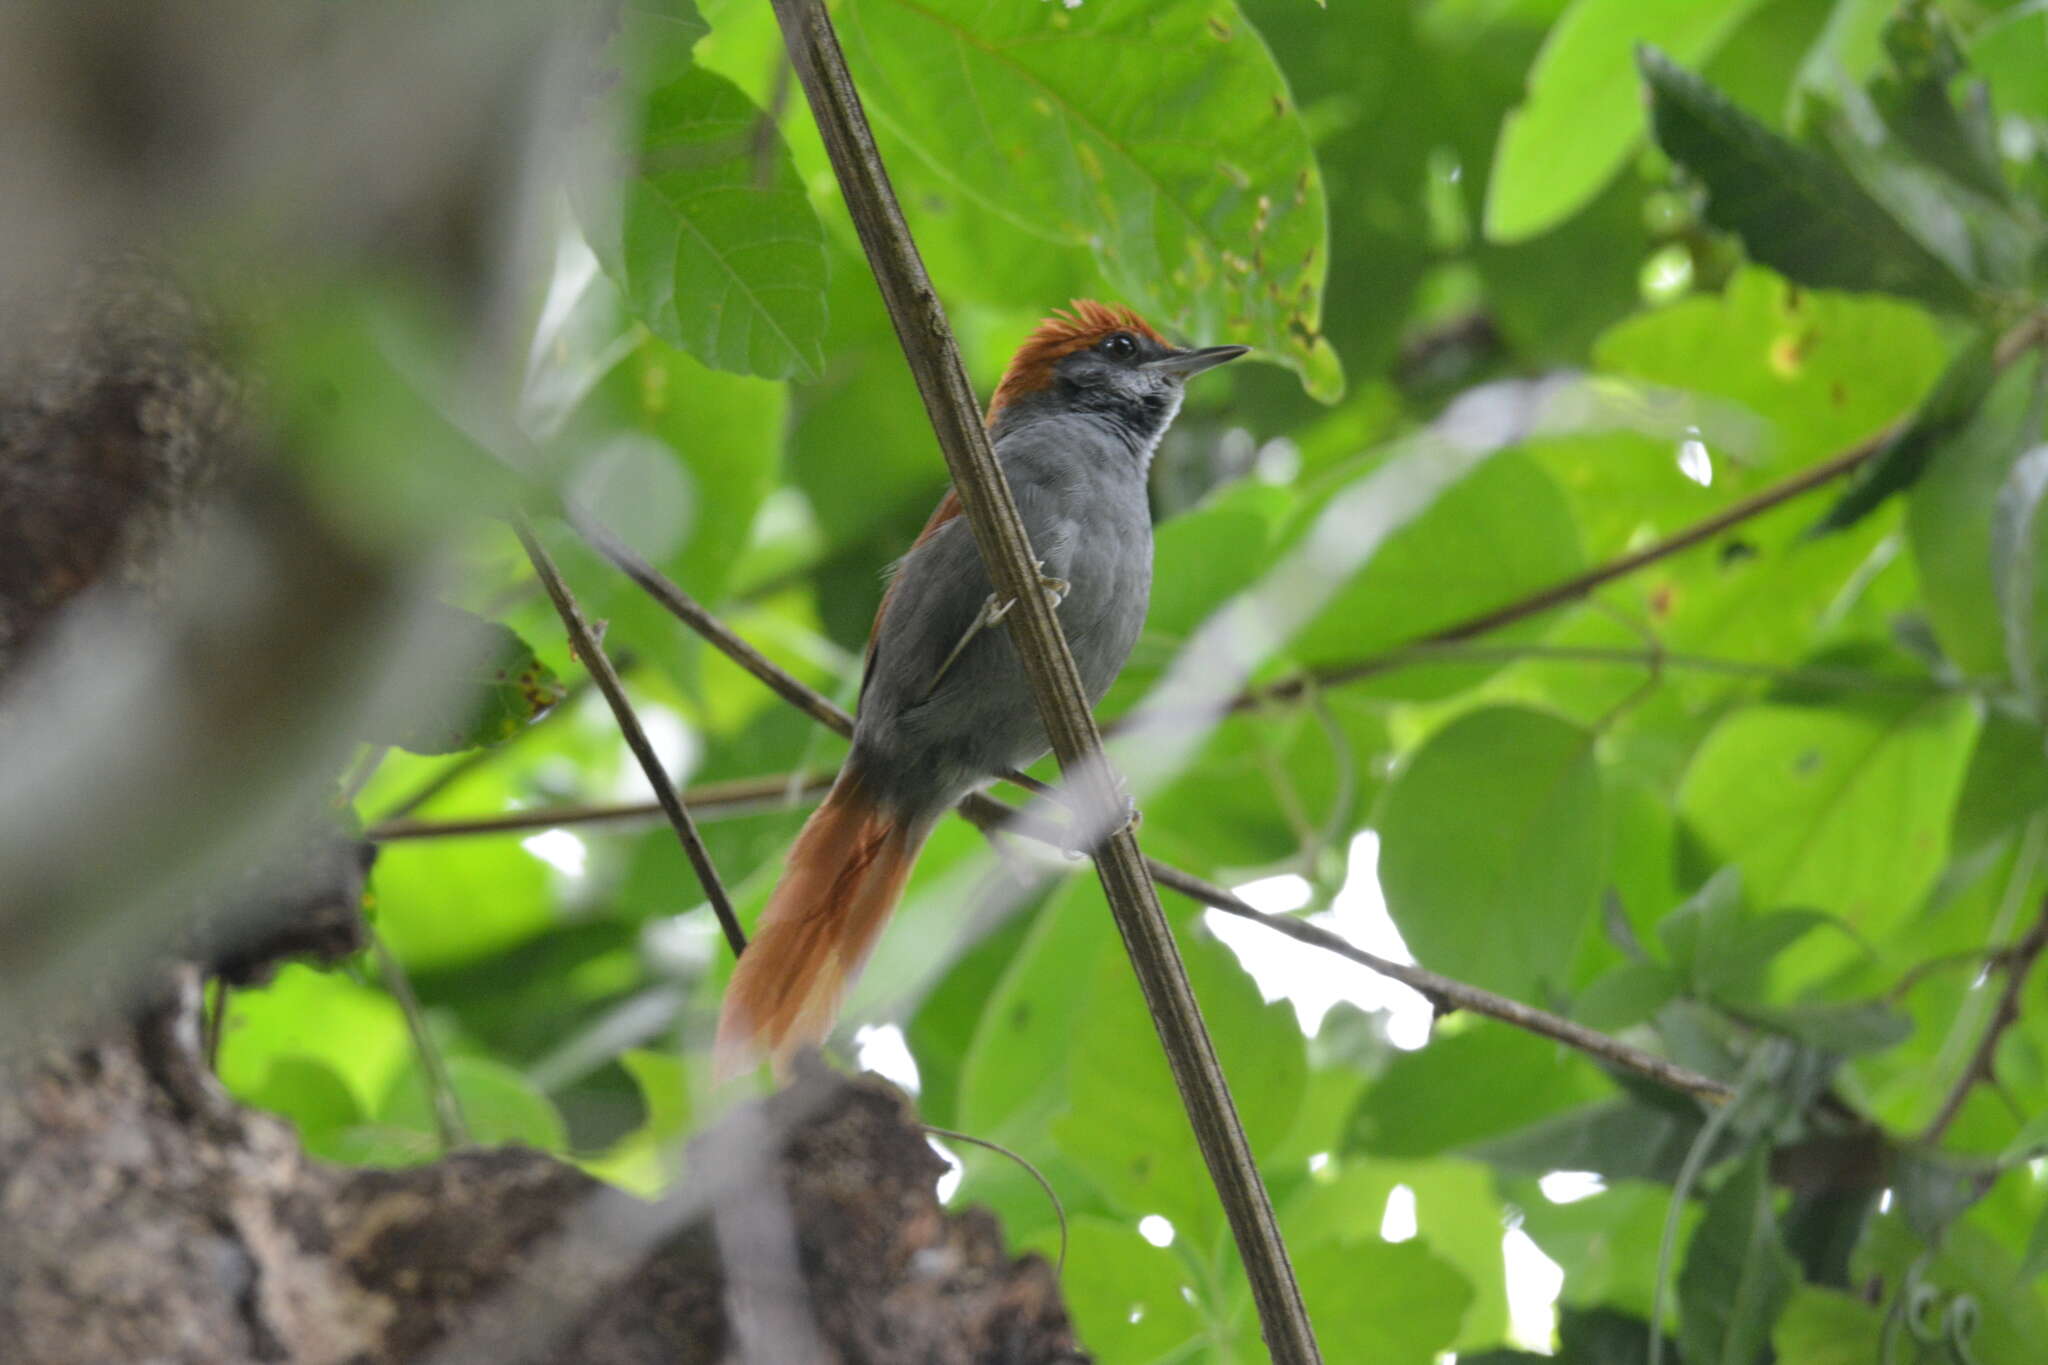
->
[604,699,695,801]
[1676,427,1712,486]
[854,1023,921,1094]
[1380,1185,1417,1242]
[1538,1171,1605,1204]
[520,829,588,878]
[1137,1215,1175,1248]
[1208,831,1435,1049]
[928,1135,964,1203]
[1504,1226,1565,1353]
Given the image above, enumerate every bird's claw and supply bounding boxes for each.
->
[924,561,1067,697]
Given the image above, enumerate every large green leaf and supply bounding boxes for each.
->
[1678,1150,1797,1365]
[1288,452,1585,700]
[1677,695,1981,972]
[1053,917,1308,1250]
[1346,1022,1608,1160]
[581,66,828,379]
[838,0,1340,399]
[1769,1287,1883,1365]
[1377,706,1604,999]
[1908,354,2048,677]
[1050,1217,1204,1364]
[1993,442,2048,701]
[1485,0,1762,243]
[379,1055,571,1155]
[1291,1239,1472,1364]
[1638,46,1982,313]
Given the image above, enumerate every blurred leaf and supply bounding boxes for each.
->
[1953,708,2048,856]
[361,604,562,755]
[1870,1,2008,204]
[1810,329,1999,534]
[1054,919,1308,1249]
[579,66,827,379]
[1291,1239,1472,1363]
[1485,0,1763,243]
[380,1055,571,1154]
[1993,443,2048,701]
[241,1055,366,1159]
[1473,1095,1719,1186]
[1678,1149,1796,1365]
[1638,46,1981,313]
[1769,1286,1884,1365]
[1290,452,1585,700]
[1378,706,1603,1000]
[219,964,414,1116]
[1909,353,2048,677]
[1518,1178,1702,1321]
[1676,696,1981,975]
[839,0,1341,399]
[373,822,552,970]
[1051,1217,1203,1364]
[1855,1212,2048,1361]
[1970,4,2048,125]
[1731,999,1911,1056]
[1346,1021,1608,1159]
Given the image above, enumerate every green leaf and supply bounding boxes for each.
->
[1676,696,1981,974]
[1053,918,1308,1249]
[1484,0,1763,243]
[1908,354,2048,677]
[380,1056,571,1154]
[1678,1149,1797,1365]
[218,964,414,1116]
[1473,1096,1722,1186]
[580,66,827,379]
[839,0,1340,400]
[1518,1179,1702,1321]
[1870,1,2009,204]
[363,604,563,755]
[240,1055,366,1159]
[1346,1021,1608,1159]
[1052,1217,1204,1364]
[1637,46,1981,313]
[1291,1239,1472,1362]
[1378,706,1604,999]
[1769,1286,1884,1365]
[1288,452,1584,700]
[1810,329,2000,534]
[1993,443,2048,702]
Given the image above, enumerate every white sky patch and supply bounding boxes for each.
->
[1138,1215,1176,1248]
[1539,1171,1606,1204]
[1208,832,1435,1047]
[1381,1184,1418,1243]
[1879,1188,1895,1213]
[854,1023,922,1095]
[521,828,588,878]
[1504,1227,1565,1352]
[927,1135,963,1202]
[606,701,697,800]
[1307,1151,1332,1174]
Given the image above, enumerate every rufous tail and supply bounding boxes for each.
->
[714,771,929,1080]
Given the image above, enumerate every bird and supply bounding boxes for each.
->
[714,301,1249,1077]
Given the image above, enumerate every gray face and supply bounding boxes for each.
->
[1045,331,1250,449]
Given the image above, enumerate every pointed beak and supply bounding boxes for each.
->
[1145,343,1251,378]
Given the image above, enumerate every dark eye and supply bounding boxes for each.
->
[1098,332,1138,359]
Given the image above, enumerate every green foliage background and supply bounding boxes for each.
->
[223,0,2048,1359]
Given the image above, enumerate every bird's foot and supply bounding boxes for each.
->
[924,562,1067,697]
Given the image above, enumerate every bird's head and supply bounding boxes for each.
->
[986,301,1249,451]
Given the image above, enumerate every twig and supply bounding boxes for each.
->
[514,519,748,958]
[367,771,835,841]
[766,0,1318,1355]
[1236,314,2048,715]
[372,931,468,1149]
[1145,861,1736,1102]
[1920,894,2048,1145]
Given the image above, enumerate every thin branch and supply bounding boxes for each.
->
[1920,894,2048,1145]
[514,518,748,958]
[1145,860,1736,1102]
[766,0,1318,1355]
[372,931,468,1149]
[367,772,835,842]
[1237,316,2048,715]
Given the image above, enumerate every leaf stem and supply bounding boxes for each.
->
[366,772,834,841]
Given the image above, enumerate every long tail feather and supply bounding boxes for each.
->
[714,773,929,1079]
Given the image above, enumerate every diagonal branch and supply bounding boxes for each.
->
[1920,893,2048,1145]
[766,0,1318,1356]
[367,772,835,842]
[1236,314,2048,714]
[514,518,748,958]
